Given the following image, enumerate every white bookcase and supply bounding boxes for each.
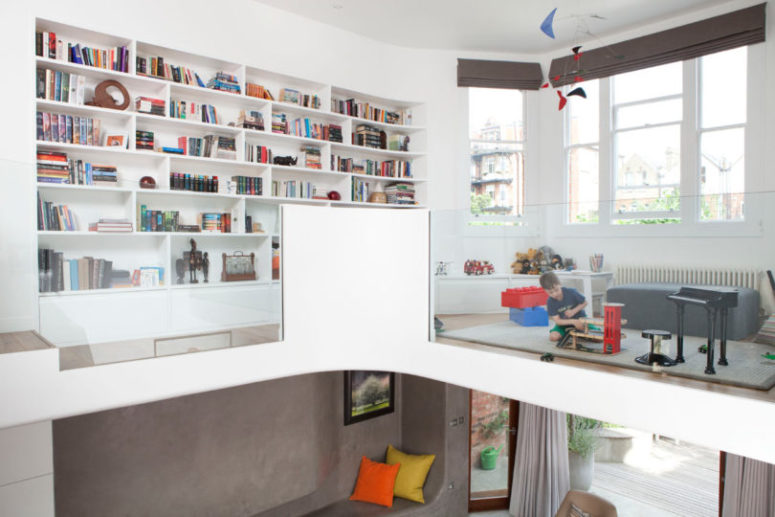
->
[34,18,427,346]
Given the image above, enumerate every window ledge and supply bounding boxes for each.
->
[554,220,764,239]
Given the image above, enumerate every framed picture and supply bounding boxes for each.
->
[344,371,395,426]
[103,131,128,148]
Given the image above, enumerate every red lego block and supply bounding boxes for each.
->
[501,286,549,309]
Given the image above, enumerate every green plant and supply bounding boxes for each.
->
[482,410,508,438]
[567,415,601,458]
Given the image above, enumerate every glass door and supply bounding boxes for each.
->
[468,390,518,512]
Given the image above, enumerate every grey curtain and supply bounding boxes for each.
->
[509,402,569,517]
[722,453,775,516]
[457,59,543,90]
[549,3,765,87]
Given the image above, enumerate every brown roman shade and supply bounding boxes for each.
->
[457,58,543,90]
[549,3,766,87]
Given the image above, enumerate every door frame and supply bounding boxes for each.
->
[468,392,519,512]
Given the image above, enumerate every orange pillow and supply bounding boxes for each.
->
[349,456,401,507]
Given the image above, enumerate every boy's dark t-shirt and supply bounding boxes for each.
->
[546,287,586,319]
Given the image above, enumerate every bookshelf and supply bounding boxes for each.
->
[33,18,427,345]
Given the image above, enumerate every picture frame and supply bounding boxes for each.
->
[344,371,395,426]
[103,131,128,148]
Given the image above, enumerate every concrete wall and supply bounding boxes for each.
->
[52,373,467,517]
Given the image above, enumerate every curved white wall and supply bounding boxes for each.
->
[1,206,774,468]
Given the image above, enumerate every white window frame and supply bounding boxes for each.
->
[465,88,537,235]
[559,44,764,238]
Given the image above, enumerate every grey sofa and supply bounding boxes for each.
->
[606,283,760,340]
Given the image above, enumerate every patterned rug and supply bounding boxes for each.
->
[442,321,775,390]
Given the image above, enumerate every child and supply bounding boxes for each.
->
[539,271,588,342]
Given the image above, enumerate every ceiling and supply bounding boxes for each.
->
[253,0,735,54]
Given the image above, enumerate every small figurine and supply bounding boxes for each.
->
[189,239,199,283]
[175,258,185,284]
[202,252,209,283]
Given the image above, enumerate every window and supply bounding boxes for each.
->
[566,79,599,223]
[700,47,746,221]
[469,88,525,223]
[565,47,749,226]
[612,62,682,223]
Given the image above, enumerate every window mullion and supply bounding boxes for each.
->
[681,58,699,223]
[599,77,612,225]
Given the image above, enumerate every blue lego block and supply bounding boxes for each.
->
[509,306,549,326]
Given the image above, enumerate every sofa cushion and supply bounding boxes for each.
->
[606,283,760,340]
[386,445,435,504]
[349,456,401,508]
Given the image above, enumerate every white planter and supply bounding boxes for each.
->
[568,450,595,491]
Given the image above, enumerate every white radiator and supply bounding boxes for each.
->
[615,265,761,290]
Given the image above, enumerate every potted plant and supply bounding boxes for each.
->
[567,415,600,491]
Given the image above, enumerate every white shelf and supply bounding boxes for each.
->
[341,115,425,134]
[36,99,134,120]
[330,142,425,159]
[38,286,167,297]
[34,17,424,345]
[168,279,272,290]
[349,172,426,183]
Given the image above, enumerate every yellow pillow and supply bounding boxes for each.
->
[385,444,436,503]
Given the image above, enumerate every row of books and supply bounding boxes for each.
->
[37,195,77,231]
[37,111,101,146]
[136,56,205,87]
[136,130,154,151]
[279,88,320,109]
[232,176,263,196]
[387,134,410,152]
[271,113,342,141]
[331,98,411,126]
[136,97,165,116]
[35,31,130,72]
[200,212,232,233]
[238,110,264,130]
[38,152,118,186]
[174,135,236,159]
[385,183,416,205]
[170,173,219,193]
[246,144,272,164]
[36,68,86,105]
[331,156,412,178]
[246,83,274,100]
[353,124,382,149]
[271,180,322,200]
[88,219,133,233]
[352,178,370,203]
[301,146,321,170]
[170,101,221,124]
[208,72,240,94]
[38,250,159,292]
[138,207,181,233]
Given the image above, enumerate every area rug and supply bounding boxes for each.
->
[442,321,775,390]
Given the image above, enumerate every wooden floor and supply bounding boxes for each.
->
[591,435,719,517]
[436,313,775,405]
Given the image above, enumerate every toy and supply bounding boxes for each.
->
[501,286,549,327]
[273,155,297,166]
[557,303,627,354]
[464,260,494,276]
[635,329,677,367]
[762,352,775,360]
[540,353,555,362]
[510,248,545,275]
